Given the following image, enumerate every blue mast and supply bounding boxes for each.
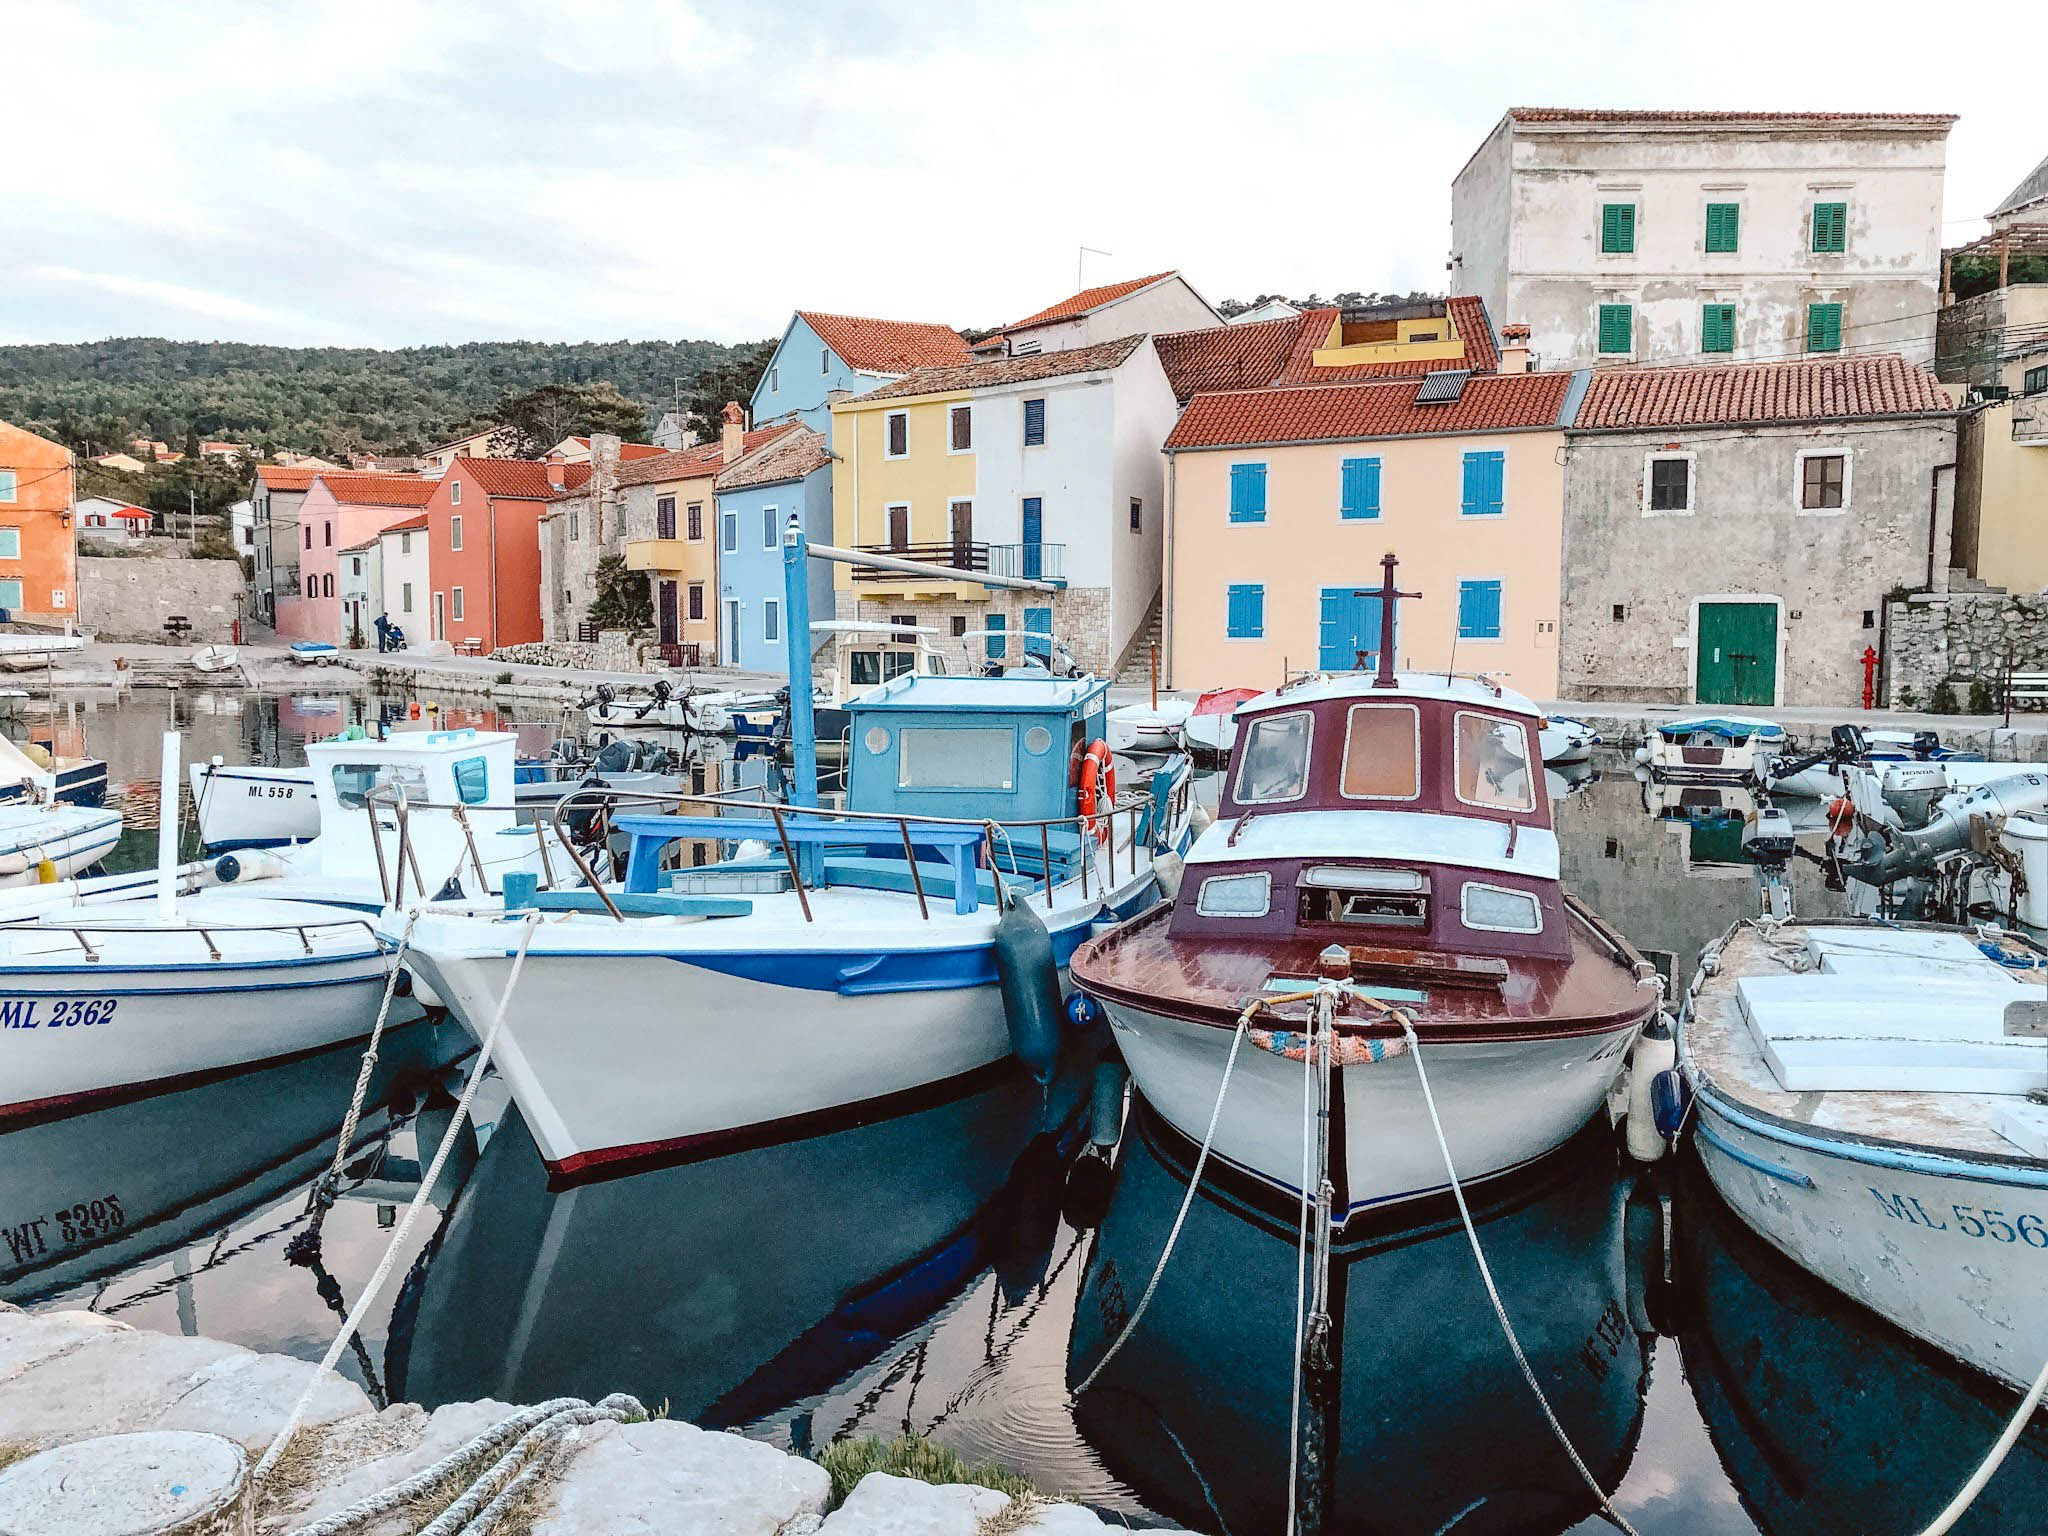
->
[781,511,819,808]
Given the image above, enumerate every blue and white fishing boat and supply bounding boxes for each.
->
[0,800,123,885]
[395,671,1192,1180]
[0,734,108,809]
[1635,713,1786,781]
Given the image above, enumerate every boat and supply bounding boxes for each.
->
[1763,723,1981,799]
[189,760,319,851]
[1071,561,1660,1225]
[190,643,238,673]
[1178,686,1259,760]
[584,678,699,731]
[288,640,340,667]
[393,671,1194,1182]
[0,801,124,885]
[1107,698,1192,755]
[0,734,107,809]
[1839,767,2048,887]
[1538,713,1602,765]
[1680,915,2048,1391]
[1634,713,1787,781]
[750,621,952,757]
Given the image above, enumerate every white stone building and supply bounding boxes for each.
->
[1451,108,1955,370]
[975,271,1222,358]
[377,515,431,642]
[337,538,379,647]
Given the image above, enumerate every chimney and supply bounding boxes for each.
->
[1499,324,1533,375]
[545,460,567,490]
[721,402,746,464]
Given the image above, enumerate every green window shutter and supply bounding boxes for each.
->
[1598,303,1633,355]
[1813,202,1847,253]
[1601,203,1636,254]
[1807,302,1842,353]
[1705,203,1739,253]
[1702,303,1735,354]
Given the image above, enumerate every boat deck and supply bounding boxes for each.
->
[1685,923,2047,1161]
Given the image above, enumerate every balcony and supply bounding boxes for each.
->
[849,541,1067,587]
[626,538,692,573]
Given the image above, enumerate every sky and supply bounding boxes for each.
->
[3,0,2044,351]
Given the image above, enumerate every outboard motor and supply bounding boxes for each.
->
[633,678,671,721]
[593,738,636,776]
[1909,729,1942,758]
[1880,761,1951,829]
[1830,723,1866,760]
[1743,801,1799,919]
[1844,771,2048,886]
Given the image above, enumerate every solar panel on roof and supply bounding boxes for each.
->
[1415,369,1471,404]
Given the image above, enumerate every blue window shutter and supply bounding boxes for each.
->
[1340,457,1380,519]
[985,613,1007,661]
[1230,463,1268,522]
[1023,398,1046,446]
[1458,580,1503,639]
[1227,584,1264,638]
[1484,452,1504,514]
[1461,452,1505,516]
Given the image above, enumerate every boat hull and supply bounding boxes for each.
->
[1100,999,1639,1221]
[190,764,320,851]
[1693,1086,2048,1392]
[0,808,122,885]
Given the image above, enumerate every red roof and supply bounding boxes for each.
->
[796,312,971,374]
[1509,107,1956,125]
[613,422,804,488]
[566,437,670,461]
[1573,354,1953,431]
[378,513,430,533]
[111,506,152,520]
[448,459,566,500]
[1006,272,1176,333]
[1153,316,1306,404]
[1275,298,1501,386]
[255,466,320,491]
[1165,373,1574,451]
[318,472,439,509]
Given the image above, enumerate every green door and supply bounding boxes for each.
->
[1695,602,1778,706]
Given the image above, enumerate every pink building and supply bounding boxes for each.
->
[275,473,436,642]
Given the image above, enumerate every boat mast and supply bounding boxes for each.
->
[1365,551,1420,689]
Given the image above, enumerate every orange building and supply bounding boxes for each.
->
[424,458,558,651]
[0,419,80,625]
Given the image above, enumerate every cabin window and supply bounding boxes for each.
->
[851,650,882,687]
[1461,882,1543,934]
[1024,726,1053,755]
[1453,711,1535,813]
[452,756,490,805]
[864,726,889,754]
[1196,871,1271,918]
[897,727,1015,791]
[1298,866,1429,928]
[1233,710,1313,805]
[329,761,429,811]
[1338,704,1420,800]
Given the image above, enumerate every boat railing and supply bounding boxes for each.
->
[0,910,379,964]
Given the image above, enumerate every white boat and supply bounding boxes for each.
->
[1634,713,1787,780]
[1538,714,1601,765]
[395,673,1193,1181]
[0,735,109,809]
[1763,725,1981,799]
[1178,687,1259,760]
[0,802,123,886]
[189,761,319,851]
[1107,698,1193,754]
[288,641,340,667]
[1681,918,2048,1391]
[190,643,238,673]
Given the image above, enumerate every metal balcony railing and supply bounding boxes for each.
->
[849,541,1067,584]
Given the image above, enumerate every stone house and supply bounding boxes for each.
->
[1452,109,1955,370]
[535,437,616,644]
[1558,353,1957,708]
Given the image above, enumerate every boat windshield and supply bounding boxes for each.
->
[1234,711,1312,805]
[1339,704,1420,800]
[330,761,431,810]
[1453,712,1534,812]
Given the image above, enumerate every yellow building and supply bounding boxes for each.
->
[829,383,979,604]
[1953,283,2048,595]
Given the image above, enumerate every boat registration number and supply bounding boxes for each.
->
[0,998,118,1029]
[3,1194,125,1267]
[248,784,296,799]
[1869,1188,2048,1248]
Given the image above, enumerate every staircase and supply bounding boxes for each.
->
[1114,596,1165,685]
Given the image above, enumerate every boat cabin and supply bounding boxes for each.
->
[1175,672,1571,960]
[814,620,951,695]
[303,727,525,887]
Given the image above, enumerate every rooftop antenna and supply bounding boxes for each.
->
[1078,246,1112,290]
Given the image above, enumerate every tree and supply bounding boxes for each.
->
[682,339,776,440]
[183,425,202,460]
[487,382,652,458]
[587,553,652,631]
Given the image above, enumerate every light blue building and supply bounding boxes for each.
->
[714,426,835,673]
[750,311,970,431]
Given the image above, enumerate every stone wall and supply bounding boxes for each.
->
[1883,588,2048,707]
[79,554,245,642]
[490,630,652,672]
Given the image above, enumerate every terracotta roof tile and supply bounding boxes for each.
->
[378,513,430,533]
[447,459,563,500]
[1006,273,1176,333]
[565,437,671,461]
[1572,354,1953,431]
[1153,316,1306,404]
[1274,297,1501,386]
[316,472,439,508]
[1509,107,1956,125]
[255,466,320,491]
[612,422,804,488]
[1165,373,1574,451]
[846,336,1148,404]
[796,312,971,374]
[715,426,832,492]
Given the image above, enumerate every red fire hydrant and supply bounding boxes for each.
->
[1861,645,1878,711]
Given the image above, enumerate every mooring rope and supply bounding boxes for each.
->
[1285,992,1317,1536]
[254,913,544,1486]
[1910,1349,2048,1535]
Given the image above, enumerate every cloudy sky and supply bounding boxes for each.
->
[3,0,2042,350]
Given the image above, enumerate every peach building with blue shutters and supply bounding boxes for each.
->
[1162,369,1587,697]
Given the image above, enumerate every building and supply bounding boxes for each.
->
[423,458,562,652]
[1228,298,1303,325]
[377,514,430,639]
[544,436,670,466]
[1559,354,1956,707]
[1160,371,1581,696]
[973,272,1221,358]
[275,473,437,643]
[713,425,833,672]
[337,538,380,647]
[1452,108,1955,370]
[829,335,1178,676]
[1952,320,2048,594]
[75,497,155,543]
[750,312,971,432]
[419,427,504,474]
[200,441,253,461]
[1153,296,1507,405]
[0,418,78,624]
[90,452,150,473]
[229,498,255,556]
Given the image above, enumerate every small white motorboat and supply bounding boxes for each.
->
[191,643,238,673]
[1635,713,1786,780]
[1538,714,1601,765]
[1681,917,2048,1392]
[1178,686,1260,760]
[1108,698,1192,754]
[189,760,319,851]
[1763,724,1981,799]
[0,801,124,886]
[289,640,340,667]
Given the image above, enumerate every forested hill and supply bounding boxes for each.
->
[0,335,754,457]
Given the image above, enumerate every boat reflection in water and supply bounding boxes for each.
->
[390,1059,1091,1425]
[0,1017,466,1303]
[1067,1102,1653,1535]
[1676,1157,2048,1536]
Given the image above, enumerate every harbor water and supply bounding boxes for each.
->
[3,688,2043,1533]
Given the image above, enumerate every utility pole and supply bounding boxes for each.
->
[188,488,196,542]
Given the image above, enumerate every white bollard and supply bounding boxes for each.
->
[0,1431,249,1535]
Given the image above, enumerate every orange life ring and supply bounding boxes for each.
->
[1078,739,1115,843]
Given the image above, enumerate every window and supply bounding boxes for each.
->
[985,613,1007,661]
[401,581,413,613]
[400,532,412,554]
[1339,457,1381,520]
[1226,583,1264,639]
[886,503,910,549]
[1807,303,1843,353]
[350,556,362,577]
[1228,462,1268,523]
[1022,398,1046,446]
[1812,201,1848,254]
[0,579,21,611]
[1600,202,1636,254]
[1701,303,1735,355]
[1196,872,1271,918]
[1297,865,1429,929]
[1129,497,1142,533]
[721,511,737,551]
[768,366,779,392]
[1460,451,1505,517]
[1453,711,1535,813]
[323,521,332,546]
[1457,580,1503,640]
[949,405,972,452]
[322,573,333,597]
[1799,452,1849,512]
[763,600,780,643]
[1644,453,1694,515]
[304,524,312,550]
[1597,303,1633,355]
[452,757,489,805]
[1462,883,1543,934]
[1704,202,1740,253]
[0,471,13,502]
[897,727,1016,791]
[1339,704,1420,800]
[2026,365,2048,395]
[1233,710,1313,805]
[450,515,463,551]
[885,411,909,458]
[763,505,779,548]
[821,347,831,375]
[328,760,428,811]
[451,586,465,620]
[568,506,580,541]
[687,501,704,540]
[687,583,704,620]
[0,528,18,560]
[449,481,462,506]
[656,495,676,540]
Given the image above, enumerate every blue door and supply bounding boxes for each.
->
[1319,587,1390,672]
[1021,497,1043,580]
[1024,605,1053,662]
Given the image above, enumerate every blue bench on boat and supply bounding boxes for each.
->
[613,813,992,914]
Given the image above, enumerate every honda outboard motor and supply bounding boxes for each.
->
[1880,761,1950,829]
[1843,771,2048,885]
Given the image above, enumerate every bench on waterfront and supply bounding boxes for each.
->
[2007,671,2048,710]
